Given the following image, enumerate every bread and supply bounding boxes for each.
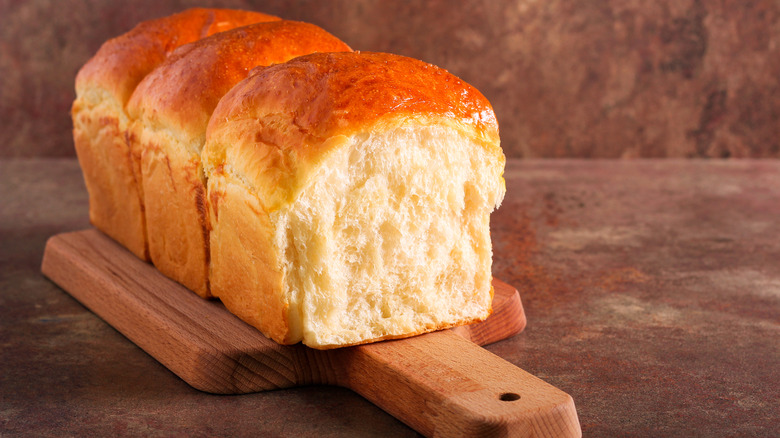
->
[125,21,351,298]
[71,8,279,260]
[202,52,506,348]
[74,10,506,349]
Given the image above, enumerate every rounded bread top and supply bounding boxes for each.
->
[204,51,502,211]
[209,51,499,147]
[127,20,352,151]
[75,8,279,106]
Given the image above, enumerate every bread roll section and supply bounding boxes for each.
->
[203,52,505,348]
[125,21,351,298]
[71,8,279,260]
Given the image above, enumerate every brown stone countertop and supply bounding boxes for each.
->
[1,158,778,437]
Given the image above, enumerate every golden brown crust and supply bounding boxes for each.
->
[127,21,351,149]
[210,51,498,144]
[76,8,279,106]
[128,21,351,298]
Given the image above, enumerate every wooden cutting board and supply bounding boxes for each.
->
[42,229,581,438]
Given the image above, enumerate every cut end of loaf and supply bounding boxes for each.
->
[203,51,506,349]
[271,123,505,348]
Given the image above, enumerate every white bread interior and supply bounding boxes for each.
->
[205,120,505,348]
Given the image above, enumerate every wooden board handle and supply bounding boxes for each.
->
[334,331,581,437]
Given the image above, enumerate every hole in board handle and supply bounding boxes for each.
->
[499,392,521,402]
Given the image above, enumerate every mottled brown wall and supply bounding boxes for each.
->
[1,0,778,158]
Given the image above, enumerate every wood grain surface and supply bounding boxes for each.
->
[41,228,581,437]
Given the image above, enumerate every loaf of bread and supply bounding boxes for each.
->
[71,8,279,260]
[73,10,505,349]
[125,21,351,298]
[202,52,505,348]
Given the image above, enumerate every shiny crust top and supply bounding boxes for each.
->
[204,51,502,211]
[127,21,351,149]
[75,8,279,105]
[211,51,499,146]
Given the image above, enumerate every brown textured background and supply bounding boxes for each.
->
[1,0,779,158]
